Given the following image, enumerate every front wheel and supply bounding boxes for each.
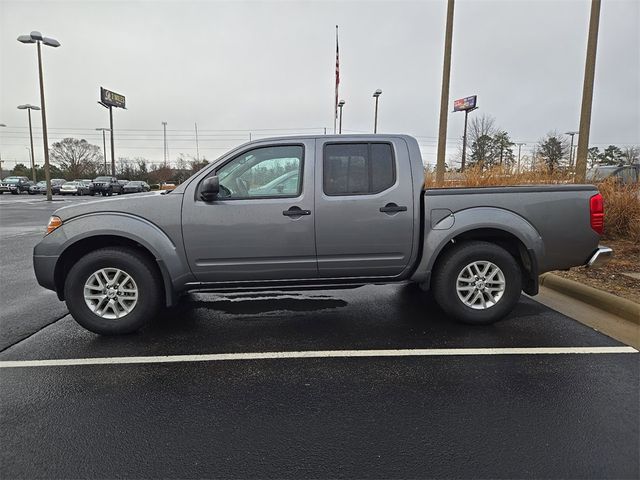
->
[64,247,163,335]
[431,241,522,325]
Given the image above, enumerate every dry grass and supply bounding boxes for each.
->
[424,165,640,241]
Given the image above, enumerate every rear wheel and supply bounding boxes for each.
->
[432,241,522,325]
[64,247,162,335]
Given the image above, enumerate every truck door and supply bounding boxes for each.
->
[314,138,414,278]
[181,141,317,283]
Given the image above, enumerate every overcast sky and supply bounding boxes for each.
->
[1,0,638,169]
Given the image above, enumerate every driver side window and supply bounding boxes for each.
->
[215,145,304,199]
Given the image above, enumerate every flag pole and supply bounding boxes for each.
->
[334,25,339,135]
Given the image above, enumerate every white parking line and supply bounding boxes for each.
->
[0,346,637,368]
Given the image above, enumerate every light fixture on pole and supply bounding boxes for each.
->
[95,128,111,174]
[17,104,40,183]
[338,100,345,134]
[372,89,382,133]
[17,31,60,201]
[565,131,579,167]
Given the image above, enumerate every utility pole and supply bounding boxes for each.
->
[436,0,455,185]
[195,123,200,161]
[575,0,601,183]
[162,121,168,167]
[516,143,525,174]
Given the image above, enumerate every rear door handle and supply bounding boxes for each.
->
[283,206,311,217]
[380,203,407,214]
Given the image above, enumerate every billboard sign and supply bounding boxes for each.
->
[453,95,477,112]
[100,87,126,109]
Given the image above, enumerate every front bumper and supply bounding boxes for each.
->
[586,246,613,268]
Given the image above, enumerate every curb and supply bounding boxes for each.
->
[539,273,640,325]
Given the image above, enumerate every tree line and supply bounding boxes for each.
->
[7,137,209,183]
[457,114,639,172]
[6,133,639,181]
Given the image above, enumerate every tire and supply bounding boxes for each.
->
[431,241,522,325]
[64,247,163,335]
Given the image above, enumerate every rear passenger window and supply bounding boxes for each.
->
[323,143,395,195]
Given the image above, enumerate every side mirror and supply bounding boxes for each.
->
[201,176,220,201]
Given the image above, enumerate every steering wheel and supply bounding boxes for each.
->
[234,177,249,196]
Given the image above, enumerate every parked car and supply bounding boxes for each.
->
[24,179,66,195]
[50,179,67,195]
[60,181,91,196]
[122,181,150,194]
[587,164,639,184]
[34,134,612,335]
[0,176,31,194]
[29,181,47,195]
[90,176,124,196]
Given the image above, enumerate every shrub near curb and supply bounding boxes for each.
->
[539,273,640,324]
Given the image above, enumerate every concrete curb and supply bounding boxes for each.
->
[539,273,640,325]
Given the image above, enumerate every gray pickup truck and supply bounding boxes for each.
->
[33,134,611,335]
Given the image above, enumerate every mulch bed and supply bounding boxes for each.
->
[553,237,640,304]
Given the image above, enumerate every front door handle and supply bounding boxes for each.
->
[283,206,311,217]
[380,203,407,214]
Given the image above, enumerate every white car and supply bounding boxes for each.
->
[60,181,90,196]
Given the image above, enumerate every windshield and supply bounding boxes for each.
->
[127,181,142,186]
[94,176,111,182]
[587,166,618,180]
[3,178,21,184]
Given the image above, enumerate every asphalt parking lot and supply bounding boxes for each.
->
[0,194,638,479]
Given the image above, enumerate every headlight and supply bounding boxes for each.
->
[46,216,63,235]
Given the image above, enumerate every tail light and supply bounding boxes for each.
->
[590,193,604,235]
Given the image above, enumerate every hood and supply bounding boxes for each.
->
[52,191,176,221]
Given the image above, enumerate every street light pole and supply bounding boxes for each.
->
[18,31,60,201]
[372,89,382,133]
[565,131,579,167]
[96,128,110,174]
[516,143,526,174]
[0,124,5,174]
[17,104,40,182]
[338,100,345,134]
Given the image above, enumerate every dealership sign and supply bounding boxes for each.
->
[453,95,477,112]
[100,87,126,109]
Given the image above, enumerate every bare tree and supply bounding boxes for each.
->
[50,138,102,179]
[468,114,497,146]
[621,145,640,165]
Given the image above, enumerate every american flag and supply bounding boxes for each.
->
[334,25,340,132]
